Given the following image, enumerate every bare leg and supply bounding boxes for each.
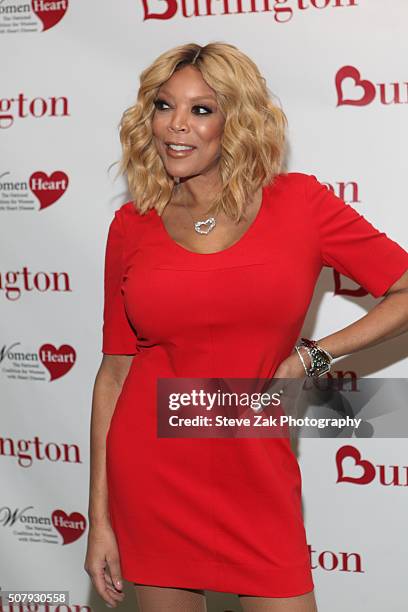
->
[238,590,317,612]
[133,583,207,612]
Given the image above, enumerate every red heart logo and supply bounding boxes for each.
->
[336,445,376,485]
[39,343,76,381]
[30,171,69,210]
[31,0,69,32]
[333,270,368,296]
[335,66,376,107]
[52,510,86,545]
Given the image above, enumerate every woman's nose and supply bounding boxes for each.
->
[168,108,189,132]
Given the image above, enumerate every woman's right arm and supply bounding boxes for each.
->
[84,354,133,608]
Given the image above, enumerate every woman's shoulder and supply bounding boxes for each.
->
[116,200,144,218]
[268,171,315,190]
[114,200,156,225]
[107,201,155,246]
[264,172,319,206]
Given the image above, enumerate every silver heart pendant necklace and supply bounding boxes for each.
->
[187,212,216,235]
[174,177,217,235]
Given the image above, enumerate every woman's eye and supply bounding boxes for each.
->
[153,99,170,111]
[153,99,213,115]
[193,105,212,115]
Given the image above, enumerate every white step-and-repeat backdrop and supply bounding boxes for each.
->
[1,1,407,611]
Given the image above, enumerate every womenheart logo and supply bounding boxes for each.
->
[39,343,76,381]
[31,0,69,32]
[52,509,86,545]
[29,171,69,210]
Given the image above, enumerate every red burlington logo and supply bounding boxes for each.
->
[29,170,69,210]
[141,0,358,23]
[336,65,408,106]
[31,0,69,31]
[0,435,81,468]
[0,268,72,300]
[336,445,408,486]
[39,343,76,381]
[308,544,363,573]
[0,94,69,129]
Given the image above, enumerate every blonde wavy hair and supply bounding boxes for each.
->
[118,42,288,222]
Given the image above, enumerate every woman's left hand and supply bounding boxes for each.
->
[264,352,308,424]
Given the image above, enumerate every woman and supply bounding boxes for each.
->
[84,42,408,612]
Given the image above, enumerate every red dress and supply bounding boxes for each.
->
[102,172,408,597]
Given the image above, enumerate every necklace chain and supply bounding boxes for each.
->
[174,178,217,235]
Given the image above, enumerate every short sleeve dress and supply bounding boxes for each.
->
[102,172,408,597]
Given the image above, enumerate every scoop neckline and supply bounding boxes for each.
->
[154,185,267,257]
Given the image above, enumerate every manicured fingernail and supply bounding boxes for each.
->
[115,580,122,588]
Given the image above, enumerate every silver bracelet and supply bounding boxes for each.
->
[295,338,334,377]
[295,345,309,376]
